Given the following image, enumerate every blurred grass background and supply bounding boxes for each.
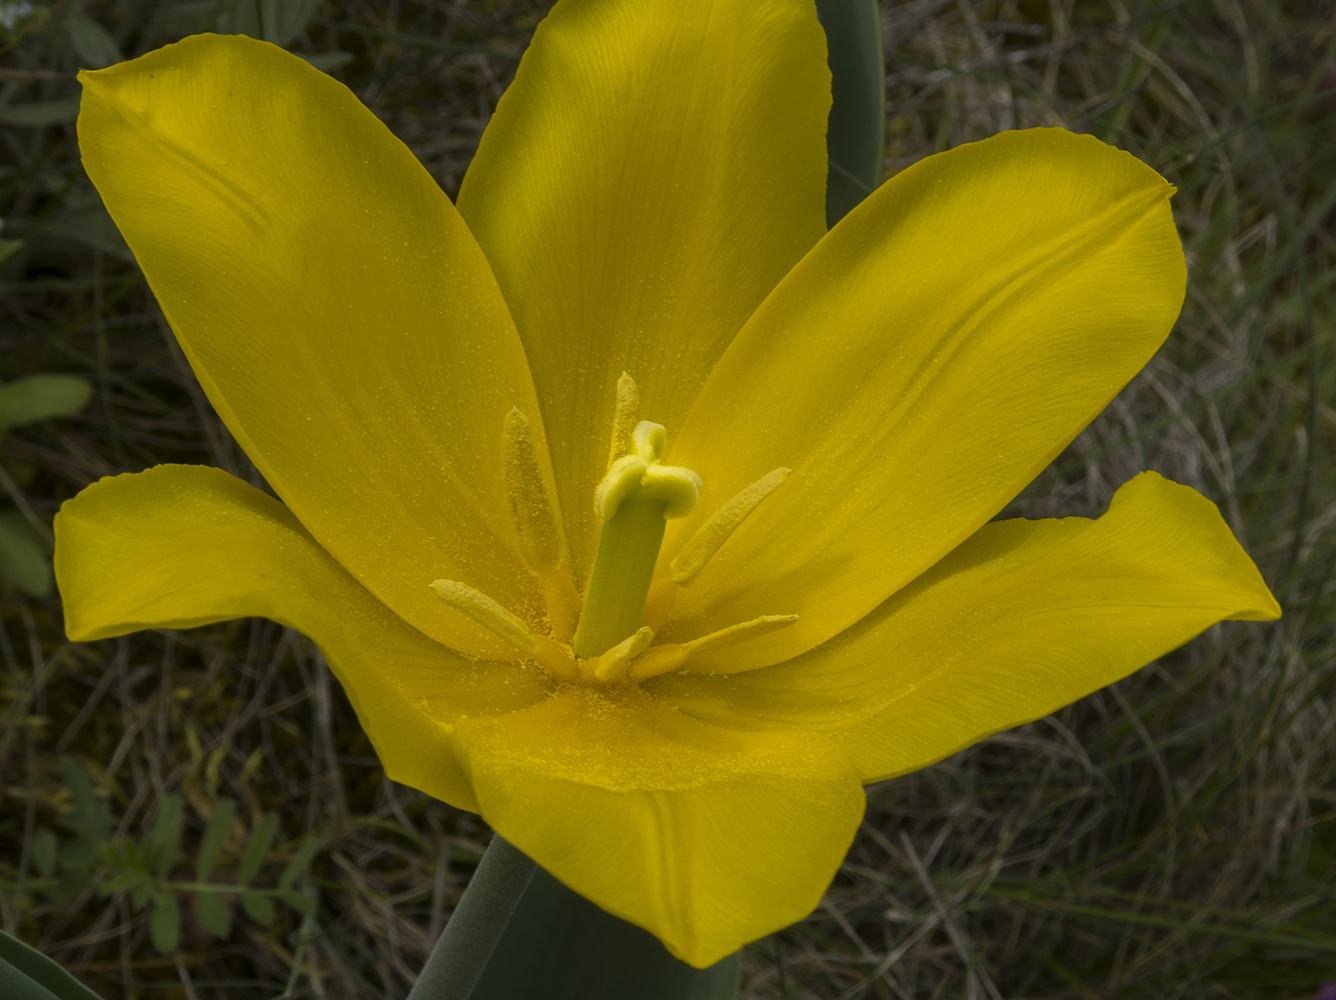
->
[2,0,1334,997]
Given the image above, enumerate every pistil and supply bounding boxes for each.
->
[571,419,701,660]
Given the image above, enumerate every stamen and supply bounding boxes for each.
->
[671,468,789,584]
[590,626,655,683]
[502,408,562,572]
[501,408,580,640]
[430,579,579,681]
[429,579,541,654]
[606,372,640,472]
[681,614,799,655]
[628,614,799,681]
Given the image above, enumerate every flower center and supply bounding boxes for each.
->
[429,373,796,686]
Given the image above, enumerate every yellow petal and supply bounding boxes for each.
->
[650,473,1280,782]
[457,0,830,577]
[452,685,864,968]
[77,35,556,656]
[662,128,1188,672]
[54,465,553,811]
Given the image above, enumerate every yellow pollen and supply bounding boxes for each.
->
[500,408,580,639]
[502,407,562,572]
[671,467,789,585]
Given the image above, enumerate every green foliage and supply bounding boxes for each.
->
[815,0,885,226]
[0,376,91,434]
[34,761,318,956]
[194,797,235,881]
[41,756,111,902]
[0,375,91,596]
[65,13,121,69]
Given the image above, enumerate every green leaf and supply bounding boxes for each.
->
[279,889,316,917]
[57,759,110,872]
[38,204,134,263]
[59,831,101,873]
[0,928,104,1000]
[259,0,320,46]
[57,759,96,830]
[195,799,235,881]
[129,883,150,911]
[0,375,93,433]
[0,512,51,597]
[214,0,260,36]
[0,237,22,267]
[0,99,81,127]
[0,960,60,1000]
[193,890,231,939]
[53,868,93,902]
[67,13,123,68]
[148,893,181,954]
[814,0,886,226]
[148,795,183,880]
[237,813,279,886]
[303,51,354,72]
[31,829,57,878]
[99,866,145,899]
[277,835,320,892]
[241,890,274,926]
[107,841,154,908]
[465,862,738,1000]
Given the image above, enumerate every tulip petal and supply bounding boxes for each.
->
[650,473,1280,782]
[452,685,865,967]
[457,0,830,575]
[77,35,559,657]
[661,128,1188,671]
[54,465,553,811]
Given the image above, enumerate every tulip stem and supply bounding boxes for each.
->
[406,835,536,1000]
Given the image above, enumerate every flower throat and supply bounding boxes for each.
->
[430,372,794,685]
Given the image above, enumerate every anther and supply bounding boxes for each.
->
[502,408,562,572]
[671,468,789,584]
[430,579,540,653]
[627,614,799,681]
[590,626,655,683]
[501,408,580,639]
[430,579,578,681]
[606,372,641,472]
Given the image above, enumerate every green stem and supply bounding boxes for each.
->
[406,836,536,1000]
[572,493,667,659]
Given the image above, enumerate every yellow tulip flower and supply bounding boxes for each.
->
[55,0,1279,969]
